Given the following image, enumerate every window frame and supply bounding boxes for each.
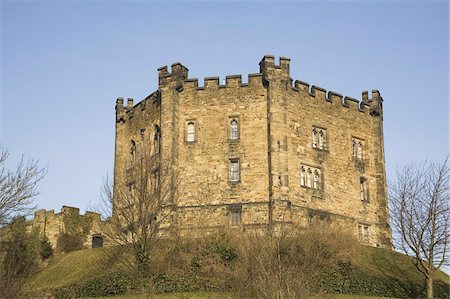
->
[351,137,364,161]
[229,158,240,183]
[229,116,240,141]
[300,164,322,190]
[312,126,327,150]
[186,121,196,143]
[153,125,161,155]
[130,140,137,164]
[228,205,242,228]
[360,177,369,202]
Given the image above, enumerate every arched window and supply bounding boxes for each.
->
[313,170,320,189]
[300,167,306,186]
[358,142,363,160]
[130,140,136,164]
[154,125,161,154]
[352,140,357,158]
[230,119,239,140]
[186,122,195,142]
[312,129,317,148]
[306,169,312,188]
[318,131,324,149]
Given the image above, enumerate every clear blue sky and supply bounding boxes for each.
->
[1,1,448,213]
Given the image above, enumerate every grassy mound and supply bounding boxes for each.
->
[23,238,449,298]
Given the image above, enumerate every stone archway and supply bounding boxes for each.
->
[91,234,103,248]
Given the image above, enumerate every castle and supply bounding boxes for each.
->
[113,55,392,247]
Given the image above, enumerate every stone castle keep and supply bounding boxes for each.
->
[113,55,392,247]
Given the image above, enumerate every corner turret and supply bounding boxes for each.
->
[158,62,189,90]
[259,55,290,83]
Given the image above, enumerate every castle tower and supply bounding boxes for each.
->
[112,56,391,247]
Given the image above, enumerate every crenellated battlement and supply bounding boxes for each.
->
[292,78,381,114]
[183,73,263,90]
[120,56,382,120]
[29,206,105,249]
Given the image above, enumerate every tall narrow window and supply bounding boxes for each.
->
[300,167,306,187]
[230,209,241,228]
[130,140,136,164]
[312,129,317,148]
[318,131,324,149]
[360,177,368,202]
[186,122,195,142]
[312,127,326,150]
[358,142,363,160]
[358,224,370,243]
[154,126,161,154]
[352,141,357,158]
[230,159,240,182]
[306,169,312,188]
[352,138,364,160]
[230,119,239,140]
[313,170,320,189]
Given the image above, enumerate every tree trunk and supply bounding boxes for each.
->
[427,274,433,298]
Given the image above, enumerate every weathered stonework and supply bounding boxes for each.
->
[30,206,105,249]
[113,55,392,247]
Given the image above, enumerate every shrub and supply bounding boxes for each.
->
[40,236,53,259]
[0,217,41,298]
[56,233,85,253]
[233,223,359,298]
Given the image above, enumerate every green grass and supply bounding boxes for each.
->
[23,245,450,298]
[96,292,396,298]
[24,247,120,291]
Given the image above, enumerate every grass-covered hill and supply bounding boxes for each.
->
[22,232,449,299]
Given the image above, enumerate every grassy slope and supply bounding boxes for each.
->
[24,245,449,297]
[24,247,118,291]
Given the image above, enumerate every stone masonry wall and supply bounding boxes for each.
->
[113,55,392,247]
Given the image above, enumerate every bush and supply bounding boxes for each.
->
[0,217,41,298]
[40,236,53,259]
[56,233,85,253]
[232,223,359,298]
[49,272,140,298]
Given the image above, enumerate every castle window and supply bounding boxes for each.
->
[229,118,239,140]
[300,164,322,190]
[312,127,326,150]
[154,125,161,154]
[130,140,136,164]
[358,142,363,159]
[358,224,370,243]
[360,177,368,202]
[352,138,364,160]
[230,159,240,182]
[312,129,317,148]
[313,170,320,189]
[186,122,195,143]
[352,141,357,158]
[318,131,324,149]
[306,169,312,188]
[229,209,242,228]
[300,166,306,187]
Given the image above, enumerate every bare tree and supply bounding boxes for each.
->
[0,145,46,227]
[101,151,176,276]
[389,158,450,298]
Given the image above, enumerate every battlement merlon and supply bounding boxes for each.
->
[259,55,291,82]
[115,97,126,123]
[158,62,189,89]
